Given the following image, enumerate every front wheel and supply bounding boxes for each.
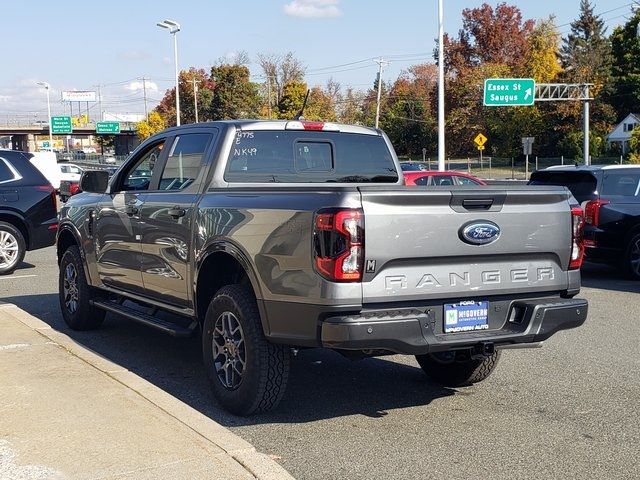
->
[416,350,501,387]
[0,222,26,275]
[59,245,105,330]
[202,284,290,416]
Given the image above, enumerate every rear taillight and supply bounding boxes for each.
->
[570,206,585,270]
[70,183,80,195]
[584,199,610,227]
[314,208,364,282]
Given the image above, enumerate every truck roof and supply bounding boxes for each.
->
[158,119,380,136]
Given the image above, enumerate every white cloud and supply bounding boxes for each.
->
[124,80,158,93]
[283,0,341,18]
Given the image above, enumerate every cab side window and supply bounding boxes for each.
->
[158,134,211,190]
[119,141,165,192]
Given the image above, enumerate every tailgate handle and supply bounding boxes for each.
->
[462,198,494,210]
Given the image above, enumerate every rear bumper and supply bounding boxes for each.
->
[321,297,587,355]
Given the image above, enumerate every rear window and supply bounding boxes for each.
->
[225,131,398,183]
[601,172,640,197]
[529,171,598,203]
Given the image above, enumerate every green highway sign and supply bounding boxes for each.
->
[483,78,535,106]
[96,121,120,134]
[51,116,72,134]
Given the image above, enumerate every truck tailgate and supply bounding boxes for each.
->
[358,186,573,304]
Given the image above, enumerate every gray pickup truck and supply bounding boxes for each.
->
[57,120,588,415]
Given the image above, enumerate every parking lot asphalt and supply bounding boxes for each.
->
[1,246,639,480]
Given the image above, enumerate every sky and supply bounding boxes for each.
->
[0,0,634,121]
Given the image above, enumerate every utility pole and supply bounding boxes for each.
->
[192,77,199,123]
[584,85,590,165]
[437,0,445,171]
[267,77,272,119]
[95,84,103,122]
[142,77,148,120]
[374,58,388,129]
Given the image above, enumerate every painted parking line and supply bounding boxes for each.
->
[0,274,38,281]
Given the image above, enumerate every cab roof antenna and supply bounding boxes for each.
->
[293,89,311,120]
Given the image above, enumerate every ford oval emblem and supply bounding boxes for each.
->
[460,221,501,245]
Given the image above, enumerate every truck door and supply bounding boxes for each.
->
[93,139,168,295]
[138,130,216,308]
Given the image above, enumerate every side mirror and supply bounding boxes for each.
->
[80,170,109,194]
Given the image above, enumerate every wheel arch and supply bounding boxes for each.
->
[194,241,269,334]
[0,210,29,248]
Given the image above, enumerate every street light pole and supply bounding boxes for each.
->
[157,19,181,126]
[36,81,53,150]
[437,0,446,171]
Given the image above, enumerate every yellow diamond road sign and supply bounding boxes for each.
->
[474,133,487,147]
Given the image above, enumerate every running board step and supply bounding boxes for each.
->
[91,300,197,337]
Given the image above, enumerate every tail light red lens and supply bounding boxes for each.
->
[569,206,585,270]
[314,208,364,282]
[70,183,80,195]
[584,199,610,227]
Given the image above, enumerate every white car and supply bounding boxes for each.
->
[59,163,84,183]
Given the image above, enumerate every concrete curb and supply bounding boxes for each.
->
[0,303,294,480]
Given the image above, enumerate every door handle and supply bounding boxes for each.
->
[125,205,139,216]
[168,207,186,219]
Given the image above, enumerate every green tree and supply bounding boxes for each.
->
[208,64,261,120]
[560,0,612,90]
[609,9,640,118]
[136,111,166,139]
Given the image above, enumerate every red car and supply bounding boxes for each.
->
[403,170,486,186]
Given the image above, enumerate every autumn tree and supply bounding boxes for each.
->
[381,64,438,156]
[444,2,534,74]
[276,81,308,119]
[136,111,166,139]
[257,52,306,109]
[526,17,562,83]
[337,88,365,125]
[208,64,261,120]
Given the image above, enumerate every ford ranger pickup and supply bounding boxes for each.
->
[57,120,588,415]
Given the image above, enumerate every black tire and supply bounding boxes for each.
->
[0,221,26,275]
[416,350,501,387]
[202,284,290,416]
[60,195,68,203]
[59,245,105,330]
[624,233,640,280]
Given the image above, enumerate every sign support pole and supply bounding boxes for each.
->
[525,154,529,179]
[584,85,590,165]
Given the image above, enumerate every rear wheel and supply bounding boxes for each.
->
[0,222,25,275]
[59,245,105,330]
[625,233,640,280]
[416,350,501,387]
[202,284,290,416]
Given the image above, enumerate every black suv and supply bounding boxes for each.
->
[530,165,640,279]
[0,150,58,274]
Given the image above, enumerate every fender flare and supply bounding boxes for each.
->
[194,240,269,332]
[57,222,94,284]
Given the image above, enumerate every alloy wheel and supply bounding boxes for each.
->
[63,263,79,314]
[0,230,19,270]
[212,311,246,390]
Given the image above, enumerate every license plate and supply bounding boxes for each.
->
[444,300,489,333]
